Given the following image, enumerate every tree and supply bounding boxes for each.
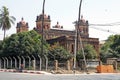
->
[1,30,49,57]
[100,35,120,62]
[77,44,97,61]
[48,43,72,62]
[0,6,16,39]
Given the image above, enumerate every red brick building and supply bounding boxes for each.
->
[34,14,100,57]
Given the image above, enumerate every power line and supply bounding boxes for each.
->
[89,22,120,26]
[89,26,119,34]
[89,22,120,34]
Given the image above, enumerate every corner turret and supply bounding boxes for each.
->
[16,18,29,33]
[36,14,51,31]
[74,15,89,38]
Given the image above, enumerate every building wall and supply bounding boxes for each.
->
[35,14,100,57]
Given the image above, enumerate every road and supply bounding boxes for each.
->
[0,72,120,80]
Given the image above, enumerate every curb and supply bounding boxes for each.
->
[0,69,50,74]
[22,70,43,74]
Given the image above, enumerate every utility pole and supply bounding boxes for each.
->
[74,0,88,73]
[77,0,82,58]
[41,0,45,56]
[77,0,88,73]
[73,0,82,74]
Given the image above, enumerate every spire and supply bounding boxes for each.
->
[81,15,85,23]
[21,17,24,21]
[81,15,83,19]
[57,21,59,25]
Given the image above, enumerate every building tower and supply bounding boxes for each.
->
[75,16,89,38]
[36,14,51,31]
[16,18,29,33]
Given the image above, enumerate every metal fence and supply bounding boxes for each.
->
[0,55,48,71]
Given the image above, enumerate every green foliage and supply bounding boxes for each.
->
[1,30,49,57]
[0,41,3,55]
[48,43,72,62]
[77,44,97,60]
[0,6,16,39]
[100,35,120,62]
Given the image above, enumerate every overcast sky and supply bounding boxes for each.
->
[0,0,120,40]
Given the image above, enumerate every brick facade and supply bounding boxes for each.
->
[34,14,100,58]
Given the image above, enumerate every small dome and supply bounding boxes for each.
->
[53,22,63,29]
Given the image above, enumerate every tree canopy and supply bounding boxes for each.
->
[0,30,49,57]
[48,43,72,62]
[77,44,97,60]
[0,30,73,61]
[100,35,120,62]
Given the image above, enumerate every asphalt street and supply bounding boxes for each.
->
[0,72,120,80]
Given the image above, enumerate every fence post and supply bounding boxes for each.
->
[27,56,31,70]
[38,55,42,71]
[54,60,58,71]
[67,60,70,70]
[44,55,48,71]
[17,56,21,69]
[13,57,17,69]
[5,57,8,69]
[9,57,12,69]
[21,56,25,69]
[0,58,1,69]
[2,57,5,69]
[32,55,36,70]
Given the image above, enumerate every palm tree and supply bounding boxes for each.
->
[0,6,16,40]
